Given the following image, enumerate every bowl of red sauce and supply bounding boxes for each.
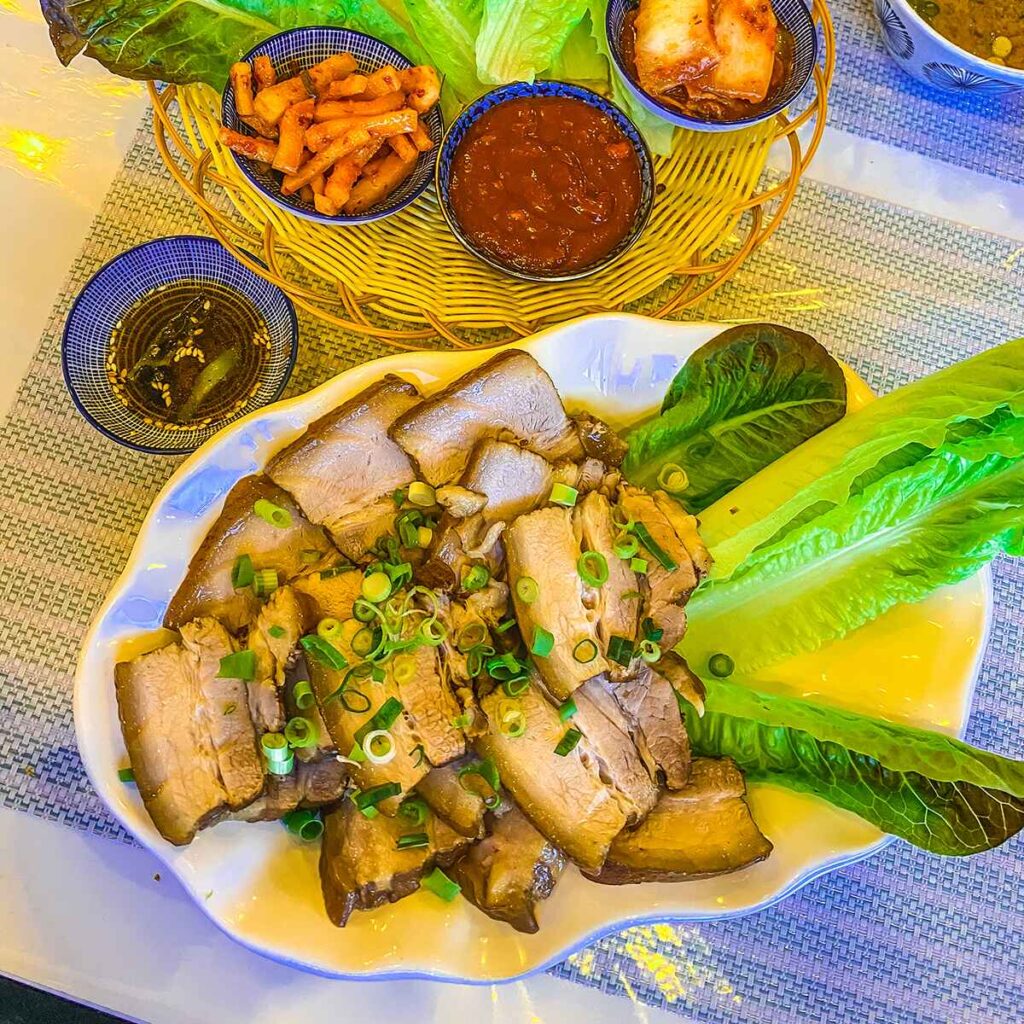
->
[435,81,654,281]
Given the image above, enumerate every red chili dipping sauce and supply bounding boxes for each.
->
[448,95,644,276]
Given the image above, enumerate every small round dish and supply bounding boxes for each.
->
[435,80,654,282]
[221,27,443,225]
[872,0,1024,94]
[62,235,298,455]
[606,0,818,132]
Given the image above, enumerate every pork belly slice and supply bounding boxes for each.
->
[246,586,309,735]
[687,0,778,103]
[389,350,583,486]
[416,758,487,839]
[230,756,348,822]
[634,0,721,96]
[391,639,466,767]
[504,507,609,701]
[320,797,470,926]
[266,375,421,560]
[165,475,334,632]
[115,617,264,845]
[450,804,566,933]
[618,485,706,649]
[610,664,691,789]
[475,681,630,872]
[585,758,772,884]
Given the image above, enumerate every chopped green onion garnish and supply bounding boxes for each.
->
[399,521,420,549]
[417,525,433,548]
[408,481,436,507]
[558,698,578,721]
[418,618,447,646]
[352,598,378,623]
[577,550,609,587]
[622,589,641,600]
[355,781,402,810]
[223,702,237,715]
[573,638,598,664]
[323,668,372,712]
[466,648,484,677]
[459,758,501,808]
[607,635,635,667]
[268,624,286,639]
[349,789,379,819]
[613,533,639,559]
[630,556,649,574]
[411,743,426,767]
[502,675,530,697]
[456,622,488,652]
[451,711,473,729]
[495,618,516,634]
[399,796,429,826]
[392,488,407,507]
[462,564,490,591]
[386,561,413,587]
[638,639,662,664]
[231,554,254,589]
[217,649,256,681]
[396,832,430,850]
[293,679,314,709]
[318,565,355,579]
[300,549,321,564]
[118,767,135,783]
[301,634,348,671]
[708,653,735,678]
[421,867,461,902]
[252,567,278,597]
[632,522,678,571]
[515,576,539,604]
[362,571,392,603]
[549,482,579,507]
[354,697,404,745]
[253,498,292,529]
[317,617,343,641]
[642,617,664,643]
[362,729,396,765]
[531,626,554,657]
[611,511,634,533]
[351,626,376,657]
[392,654,416,685]
[657,463,690,495]
[262,733,291,762]
[285,716,318,748]
[347,742,367,763]
[554,728,583,757]
[499,706,527,738]
[283,808,323,842]
[266,754,294,776]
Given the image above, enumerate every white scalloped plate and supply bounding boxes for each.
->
[74,314,991,982]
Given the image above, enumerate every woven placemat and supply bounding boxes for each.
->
[0,109,1022,1023]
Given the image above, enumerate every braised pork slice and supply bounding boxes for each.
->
[115,618,264,845]
[267,376,421,559]
[611,665,691,789]
[416,759,487,839]
[390,640,465,766]
[618,485,701,649]
[461,439,556,523]
[574,491,640,666]
[230,757,348,822]
[165,475,333,632]
[246,586,309,734]
[652,491,712,579]
[654,649,706,716]
[389,350,583,485]
[320,797,470,926]
[572,678,658,823]
[451,804,565,933]
[504,507,608,701]
[574,412,629,467]
[475,682,630,871]
[585,758,772,884]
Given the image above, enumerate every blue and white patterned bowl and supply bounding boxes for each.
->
[62,235,298,455]
[435,81,655,281]
[872,0,1024,94]
[606,0,818,132]
[222,27,443,225]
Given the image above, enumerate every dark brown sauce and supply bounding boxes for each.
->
[449,95,643,276]
[621,10,794,121]
[105,281,270,430]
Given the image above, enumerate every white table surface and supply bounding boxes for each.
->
[3,1,1024,1020]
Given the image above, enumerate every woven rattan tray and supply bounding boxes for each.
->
[151,0,834,350]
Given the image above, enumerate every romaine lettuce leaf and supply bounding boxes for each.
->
[683,679,1024,856]
[683,407,1024,673]
[404,0,484,103]
[623,323,847,512]
[475,0,588,85]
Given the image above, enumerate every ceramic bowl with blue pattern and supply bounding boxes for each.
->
[605,0,818,132]
[222,27,443,224]
[62,235,298,455]
[872,0,1024,94]
[435,81,654,281]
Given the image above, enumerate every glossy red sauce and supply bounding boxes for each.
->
[449,95,643,276]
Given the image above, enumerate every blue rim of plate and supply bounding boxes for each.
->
[221,26,443,226]
[61,235,299,456]
[605,0,818,131]
[435,80,655,282]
